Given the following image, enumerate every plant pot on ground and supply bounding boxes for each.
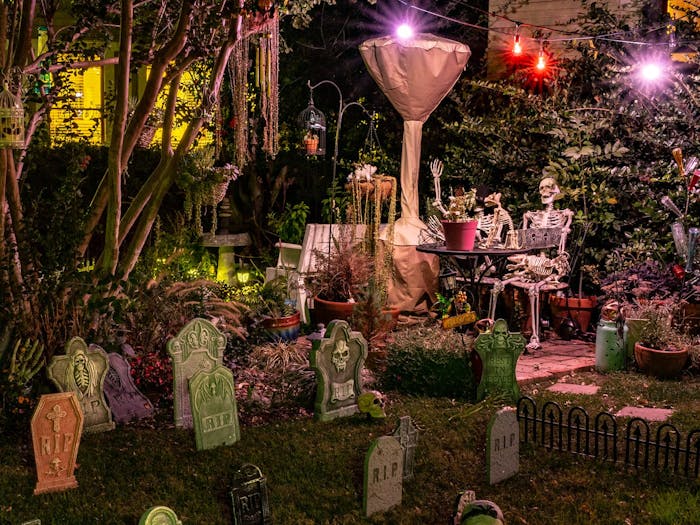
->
[626,301,689,379]
[256,276,301,342]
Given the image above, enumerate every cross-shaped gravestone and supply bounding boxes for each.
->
[309,320,367,421]
[46,337,115,433]
[104,352,154,424]
[392,416,419,481]
[139,506,182,525]
[189,365,240,451]
[474,319,525,402]
[31,392,84,495]
[230,463,272,525]
[167,318,226,428]
[486,407,519,484]
[363,435,403,517]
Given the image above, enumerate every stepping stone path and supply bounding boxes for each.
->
[546,383,600,395]
[615,406,674,421]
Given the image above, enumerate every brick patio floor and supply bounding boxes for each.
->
[517,336,595,383]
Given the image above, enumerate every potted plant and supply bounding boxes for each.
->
[257,276,301,342]
[627,301,689,379]
[303,130,319,155]
[441,187,479,251]
[305,234,375,327]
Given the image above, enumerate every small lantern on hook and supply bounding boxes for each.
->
[297,92,326,156]
[0,83,24,149]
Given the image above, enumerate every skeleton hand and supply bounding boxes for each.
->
[430,159,443,179]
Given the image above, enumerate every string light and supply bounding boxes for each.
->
[512,24,522,56]
[536,42,546,72]
[396,23,414,40]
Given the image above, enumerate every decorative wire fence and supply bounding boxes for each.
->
[516,396,700,478]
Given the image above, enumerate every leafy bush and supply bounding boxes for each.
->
[379,326,475,400]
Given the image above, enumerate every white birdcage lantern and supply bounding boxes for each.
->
[297,95,326,156]
[0,84,24,149]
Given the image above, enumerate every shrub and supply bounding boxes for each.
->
[379,326,475,400]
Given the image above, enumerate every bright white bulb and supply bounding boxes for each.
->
[396,24,414,40]
[641,63,662,81]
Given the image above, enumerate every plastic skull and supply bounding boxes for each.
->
[331,339,350,372]
[492,319,509,348]
[539,177,560,205]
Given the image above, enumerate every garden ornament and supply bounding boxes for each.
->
[430,158,449,217]
[358,391,386,419]
[478,192,516,249]
[331,339,350,372]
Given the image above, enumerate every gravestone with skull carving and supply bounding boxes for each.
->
[474,319,525,402]
[310,320,368,421]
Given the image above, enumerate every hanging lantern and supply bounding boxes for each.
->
[0,84,24,149]
[297,95,326,156]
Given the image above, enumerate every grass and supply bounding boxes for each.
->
[2,367,700,524]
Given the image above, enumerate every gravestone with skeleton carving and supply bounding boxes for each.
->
[310,320,367,421]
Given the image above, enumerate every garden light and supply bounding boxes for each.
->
[396,23,414,40]
[536,50,546,72]
[640,62,662,82]
[513,34,522,56]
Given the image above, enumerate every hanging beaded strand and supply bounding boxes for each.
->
[260,12,279,158]
[231,19,250,168]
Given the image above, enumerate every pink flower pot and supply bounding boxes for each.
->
[441,220,478,251]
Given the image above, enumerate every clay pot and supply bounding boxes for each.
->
[261,311,301,342]
[441,220,478,251]
[304,138,318,155]
[550,295,598,334]
[634,341,688,379]
[311,296,356,327]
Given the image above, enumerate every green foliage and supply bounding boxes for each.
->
[380,327,475,399]
[646,490,700,525]
[267,202,309,245]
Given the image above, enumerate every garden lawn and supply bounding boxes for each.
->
[1,371,699,524]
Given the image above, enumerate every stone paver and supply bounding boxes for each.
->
[516,337,595,383]
[615,406,674,421]
[547,383,600,395]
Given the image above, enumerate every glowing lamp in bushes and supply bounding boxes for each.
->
[236,268,251,284]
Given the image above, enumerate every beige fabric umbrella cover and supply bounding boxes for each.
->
[360,33,471,245]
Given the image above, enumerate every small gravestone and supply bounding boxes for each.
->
[309,320,367,421]
[46,337,115,433]
[167,318,226,428]
[392,416,419,481]
[230,463,272,525]
[189,365,240,450]
[139,506,182,525]
[486,407,519,484]
[363,436,403,517]
[31,392,84,495]
[103,352,154,424]
[474,319,526,402]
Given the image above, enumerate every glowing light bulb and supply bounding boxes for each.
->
[536,51,546,71]
[396,23,414,40]
[513,35,522,56]
[641,62,662,81]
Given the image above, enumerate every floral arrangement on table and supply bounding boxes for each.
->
[443,188,478,222]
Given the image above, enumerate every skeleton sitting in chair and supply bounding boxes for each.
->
[487,176,573,352]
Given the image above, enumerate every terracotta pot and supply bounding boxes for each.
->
[345,180,393,200]
[441,220,478,251]
[261,311,301,342]
[311,296,356,327]
[304,138,318,155]
[633,341,688,379]
[550,295,598,334]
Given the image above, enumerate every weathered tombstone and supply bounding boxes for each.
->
[230,463,272,525]
[309,320,367,421]
[474,319,526,402]
[363,436,403,517]
[31,392,84,495]
[46,337,115,433]
[486,407,519,484]
[103,352,154,424]
[392,416,419,481]
[139,506,182,525]
[167,318,226,428]
[189,365,240,450]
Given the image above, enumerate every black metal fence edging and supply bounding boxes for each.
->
[516,396,700,478]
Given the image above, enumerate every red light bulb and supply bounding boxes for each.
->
[513,35,522,56]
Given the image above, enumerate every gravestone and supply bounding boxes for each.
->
[474,319,526,402]
[46,337,115,433]
[309,320,367,421]
[392,416,419,481]
[486,407,519,484]
[167,318,226,428]
[103,352,154,424]
[139,506,182,525]
[21,520,41,525]
[363,436,403,517]
[189,365,240,450]
[31,392,84,495]
[230,463,272,525]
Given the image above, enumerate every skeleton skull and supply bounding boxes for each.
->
[331,340,350,372]
[492,319,509,346]
[539,177,560,205]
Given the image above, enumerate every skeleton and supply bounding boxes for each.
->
[487,177,573,352]
[331,339,350,372]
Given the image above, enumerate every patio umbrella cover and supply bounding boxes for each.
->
[360,33,471,245]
